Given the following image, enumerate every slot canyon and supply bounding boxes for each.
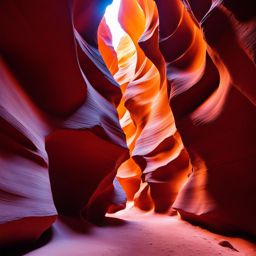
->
[0,0,256,255]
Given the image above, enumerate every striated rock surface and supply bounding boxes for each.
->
[99,0,256,237]
[99,0,192,213]
[0,60,57,247]
[0,0,129,247]
[156,0,256,236]
[1,0,256,249]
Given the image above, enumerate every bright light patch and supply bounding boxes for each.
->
[104,0,125,50]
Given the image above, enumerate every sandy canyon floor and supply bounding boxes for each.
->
[6,205,252,256]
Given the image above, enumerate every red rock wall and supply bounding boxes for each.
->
[0,0,256,248]
[0,0,128,247]
[99,0,256,237]
[155,0,256,236]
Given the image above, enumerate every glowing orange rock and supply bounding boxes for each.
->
[99,0,191,213]
[1,0,256,249]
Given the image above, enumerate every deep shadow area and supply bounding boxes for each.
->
[56,215,93,234]
[102,216,128,227]
[0,227,53,256]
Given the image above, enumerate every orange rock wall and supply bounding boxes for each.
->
[0,0,255,248]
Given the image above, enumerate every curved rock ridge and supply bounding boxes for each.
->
[99,0,192,213]
[0,0,129,247]
[0,0,256,249]
[0,60,57,247]
[155,0,256,236]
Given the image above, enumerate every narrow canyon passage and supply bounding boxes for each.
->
[0,0,256,255]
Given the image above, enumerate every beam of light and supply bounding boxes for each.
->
[104,0,126,50]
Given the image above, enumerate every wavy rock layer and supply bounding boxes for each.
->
[0,0,128,247]
[155,0,256,236]
[0,0,256,248]
[99,0,192,213]
[0,60,57,247]
[100,0,256,236]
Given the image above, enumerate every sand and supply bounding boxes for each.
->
[22,205,256,256]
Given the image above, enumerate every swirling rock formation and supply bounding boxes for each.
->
[99,0,192,213]
[0,60,57,247]
[0,0,256,250]
[99,0,256,236]
[155,0,256,236]
[0,0,128,247]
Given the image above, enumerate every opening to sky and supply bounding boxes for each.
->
[104,0,126,50]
